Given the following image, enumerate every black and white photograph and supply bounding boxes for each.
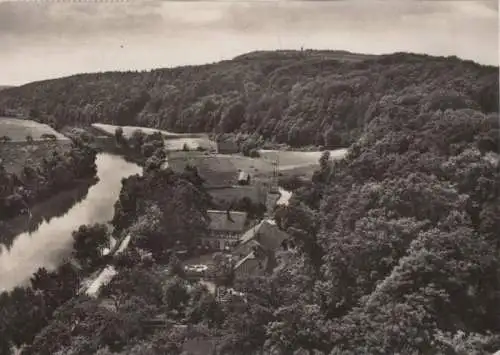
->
[0,0,498,354]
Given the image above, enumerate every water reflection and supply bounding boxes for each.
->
[0,153,141,292]
[0,182,93,251]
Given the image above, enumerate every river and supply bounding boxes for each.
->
[0,153,142,292]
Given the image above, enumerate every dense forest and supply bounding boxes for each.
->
[0,51,497,148]
[0,51,498,354]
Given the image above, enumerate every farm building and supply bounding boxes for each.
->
[233,248,267,277]
[204,210,249,250]
[237,170,250,185]
[229,219,290,277]
[233,219,289,258]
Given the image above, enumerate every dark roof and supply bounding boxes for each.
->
[234,250,267,275]
[234,251,257,269]
[207,210,248,233]
[238,220,289,251]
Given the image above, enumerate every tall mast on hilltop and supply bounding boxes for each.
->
[271,153,279,193]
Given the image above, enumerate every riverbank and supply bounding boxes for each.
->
[0,153,142,292]
[0,178,95,250]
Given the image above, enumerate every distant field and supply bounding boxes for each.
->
[92,123,206,140]
[168,152,275,183]
[0,117,69,142]
[0,140,72,175]
[260,149,348,170]
[91,123,215,151]
[166,148,348,187]
[164,137,216,151]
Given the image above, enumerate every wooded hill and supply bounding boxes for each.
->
[0,50,497,148]
[0,51,499,354]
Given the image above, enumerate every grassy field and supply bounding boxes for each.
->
[164,137,216,151]
[92,123,207,139]
[0,140,72,175]
[168,151,275,184]
[0,117,69,142]
[92,123,216,151]
[260,149,348,168]
[167,148,348,189]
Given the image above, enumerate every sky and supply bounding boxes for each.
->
[0,0,498,86]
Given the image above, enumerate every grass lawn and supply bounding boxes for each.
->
[0,118,73,174]
[0,117,69,142]
[92,123,206,139]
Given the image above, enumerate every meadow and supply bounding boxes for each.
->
[0,140,72,175]
[0,117,68,142]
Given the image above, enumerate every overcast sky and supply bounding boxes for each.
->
[0,0,498,86]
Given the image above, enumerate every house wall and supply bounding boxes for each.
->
[201,232,241,250]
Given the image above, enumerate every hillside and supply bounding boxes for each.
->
[0,50,497,149]
[0,50,499,355]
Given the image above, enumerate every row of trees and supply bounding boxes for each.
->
[0,51,497,148]
[0,137,98,220]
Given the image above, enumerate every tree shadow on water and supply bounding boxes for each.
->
[0,181,94,252]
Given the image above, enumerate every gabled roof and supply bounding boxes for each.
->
[238,219,289,251]
[234,251,257,270]
[207,210,248,233]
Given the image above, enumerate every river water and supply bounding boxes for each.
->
[0,147,347,292]
[0,153,142,292]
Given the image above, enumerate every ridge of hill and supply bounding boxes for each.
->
[0,50,497,149]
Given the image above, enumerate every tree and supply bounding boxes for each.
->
[115,127,124,144]
[72,224,109,269]
[162,276,189,313]
[129,130,146,151]
[115,169,210,260]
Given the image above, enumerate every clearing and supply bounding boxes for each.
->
[92,123,216,151]
[0,140,72,175]
[166,148,348,187]
[0,117,69,142]
[92,123,207,140]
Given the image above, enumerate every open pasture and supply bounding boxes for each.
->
[0,117,69,142]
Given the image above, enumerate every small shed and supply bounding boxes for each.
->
[237,170,250,185]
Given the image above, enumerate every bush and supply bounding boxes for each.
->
[248,149,260,158]
[278,174,307,191]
